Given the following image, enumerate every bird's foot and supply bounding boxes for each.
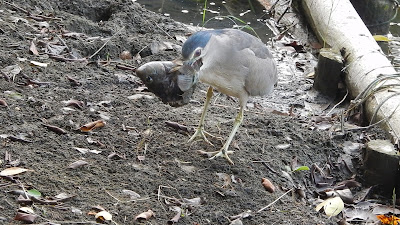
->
[209,148,235,165]
[188,128,214,146]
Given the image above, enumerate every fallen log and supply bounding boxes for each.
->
[302,0,400,145]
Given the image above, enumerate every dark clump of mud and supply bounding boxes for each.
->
[0,0,389,224]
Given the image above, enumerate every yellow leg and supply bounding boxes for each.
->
[209,105,244,165]
[188,86,214,145]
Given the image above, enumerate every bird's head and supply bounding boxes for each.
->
[182,29,224,71]
[184,47,203,72]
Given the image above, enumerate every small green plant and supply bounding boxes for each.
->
[292,166,310,172]
[202,0,207,25]
[284,165,310,173]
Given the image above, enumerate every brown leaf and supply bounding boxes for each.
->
[66,75,82,86]
[120,50,132,60]
[68,160,88,169]
[216,173,232,188]
[80,120,105,132]
[63,99,84,109]
[134,209,154,221]
[108,152,125,160]
[7,134,32,143]
[0,99,8,107]
[29,41,39,56]
[165,121,189,133]
[14,212,37,223]
[42,124,67,134]
[261,178,275,193]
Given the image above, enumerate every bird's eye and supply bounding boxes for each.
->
[146,76,153,83]
[194,49,201,57]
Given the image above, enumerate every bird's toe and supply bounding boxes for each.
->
[209,149,235,165]
[188,128,214,146]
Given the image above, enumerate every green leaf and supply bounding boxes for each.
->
[373,35,391,42]
[27,189,42,198]
[293,166,310,172]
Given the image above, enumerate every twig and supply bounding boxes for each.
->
[256,188,294,213]
[49,55,88,62]
[88,26,125,60]
[276,0,292,24]
[116,64,136,71]
[105,190,121,202]
[56,35,71,52]
[4,1,29,14]
[276,22,297,39]
[154,23,173,39]
[105,190,150,203]
[326,89,348,116]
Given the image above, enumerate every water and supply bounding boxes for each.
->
[136,0,275,43]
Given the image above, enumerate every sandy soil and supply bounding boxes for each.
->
[0,0,389,224]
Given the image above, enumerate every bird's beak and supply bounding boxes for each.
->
[187,56,202,71]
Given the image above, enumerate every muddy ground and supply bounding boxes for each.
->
[0,0,390,224]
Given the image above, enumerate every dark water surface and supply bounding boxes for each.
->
[136,0,275,42]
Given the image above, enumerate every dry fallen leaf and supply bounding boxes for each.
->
[14,212,37,223]
[95,210,112,223]
[230,218,243,225]
[68,160,88,169]
[134,209,154,221]
[0,167,31,176]
[261,178,275,193]
[18,207,34,214]
[42,124,67,135]
[29,41,39,56]
[122,189,141,200]
[108,152,125,160]
[127,94,154,100]
[1,65,22,80]
[168,206,182,224]
[316,196,344,217]
[63,99,84,109]
[30,61,47,67]
[120,50,132,60]
[182,197,202,207]
[0,99,7,107]
[80,120,106,132]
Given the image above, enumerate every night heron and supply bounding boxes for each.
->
[178,29,278,164]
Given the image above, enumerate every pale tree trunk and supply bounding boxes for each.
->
[302,0,400,145]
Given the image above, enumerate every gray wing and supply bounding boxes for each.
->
[201,29,277,97]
